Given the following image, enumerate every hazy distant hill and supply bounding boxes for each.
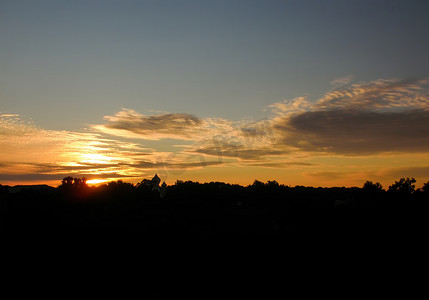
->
[6,185,56,194]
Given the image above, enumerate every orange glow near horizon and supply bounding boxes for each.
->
[1,77,429,188]
[86,179,109,185]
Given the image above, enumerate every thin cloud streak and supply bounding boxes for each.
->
[191,144,286,161]
[381,166,429,179]
[243,161,316,168]
[303,171,348,180]
[0,172,138,182]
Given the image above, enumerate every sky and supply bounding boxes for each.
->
[1,0,429,188]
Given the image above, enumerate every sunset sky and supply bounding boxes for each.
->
[1,0,429,188]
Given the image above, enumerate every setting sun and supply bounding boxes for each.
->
[86,179,109,185]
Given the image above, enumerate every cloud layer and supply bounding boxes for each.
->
[271,77,429,155]
[2,77,429,186]
[0,113,225,183]
[94,109,204,140]
[277,109,429,154]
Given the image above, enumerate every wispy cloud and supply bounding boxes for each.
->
[0,113,229,184]
[270,77,429,155]
[125,159,224,170]
[0,114,159,182]
[243,161,316,168]
[316,78,429,111]
[0,172,136,182]
[93,108,285,161]
[0,173,68,182]
[2,76,429,186]
[93,109,204,140]
[0,113,20,118]
[268,96,312,115]
[90,77,429,161]
[330,75,354,88]
[191,142,285,160]
[381,166,429,179]
[303,171,348,180]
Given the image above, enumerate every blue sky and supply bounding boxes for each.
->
[1,0,429,186]
[2,0,428,129]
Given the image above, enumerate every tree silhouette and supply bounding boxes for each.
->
[3,174,429,235]
[363,181,383,192]
[388,177,416,194]
[266,180,280,188]
[59,177,88,194]
[421,181,429,193]
[251,180,265,188]
[61,176,74,186]
[73,177,87,190]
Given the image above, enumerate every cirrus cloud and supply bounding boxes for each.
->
[316,77,429,111]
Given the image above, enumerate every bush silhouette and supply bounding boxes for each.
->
[363,181,383,192]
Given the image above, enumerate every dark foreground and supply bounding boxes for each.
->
[2,180,427,297]
[1,180,427,238]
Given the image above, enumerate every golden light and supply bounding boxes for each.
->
[80,153,112,164]
[86,179,109,185]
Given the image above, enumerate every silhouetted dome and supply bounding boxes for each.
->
[151,174,161,186]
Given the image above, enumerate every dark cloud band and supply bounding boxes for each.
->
[276,109,429,154]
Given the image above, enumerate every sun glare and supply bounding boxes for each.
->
[86,179,109,185]
[81,153,112,164]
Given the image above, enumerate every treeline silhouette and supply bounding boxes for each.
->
[1,177,428,236]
